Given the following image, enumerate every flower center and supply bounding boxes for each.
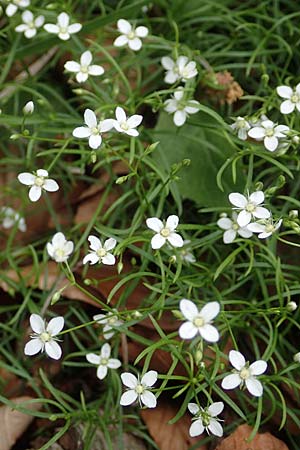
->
[193,315,205,327]
[182,67,189,78]
[121,122,129,130]
[34,176,45,187]
[201,413,211,427]
[91,127,99,135]
[55,248,65,258]
[28,21,35,29]
[108,316,117,325]
[81,65,88,73]
[100,357,108,366]
[245,202,256,213]
[232,222,239,230]
[127,31,136,39]
[265,128,274,137]
[60,27,68,34]
[237,119,247,129]
[291,93,300,103]
[40,332,51,343]
[265,224,275,233]
[239,367,250,380]
[97,248,107,257]
[135,384,144,395]
[160,227,170,237]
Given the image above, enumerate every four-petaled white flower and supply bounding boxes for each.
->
[179,299,220,342]
[64,51,104,83]
[221,350,267,397]
[230,116,251,140]
[15,10,44,39]
[1,206,26,232]
[164,88,200,126]
[18,169,59,202]
[248,119,289,152]
[6,0,30,17]
[228,191,270,227]
[24,314,64,360]
[86,343,121,380]
[146,215,184,250]
[46,232,74,263]
[120,371,158,408]
[247,218,282,239]
[180,240,196,264]
[188,402,224,437]
[113,19,148,51]
[93,309,123,339]
[217,212,253,244]
[72,109,114,149]
[83,235,117,265]
[113,106,143,137]
[161,56,198,84]
[277,84,300,114]
[44,12,82,41]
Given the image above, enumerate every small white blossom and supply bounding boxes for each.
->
[146,215,183,250]
[120,371,157,408]
[23,100,34,114]
[217,212,253,244]
[287,301,297,312]
[24,314,64,360]
[93,309,123,339]
[161,56,198,84]
[113,19,148,51]
[221,350,267,397]
[164,88,200,126]
[15,10,44,39]
[1,206,26,232]
[248,119,289,152]
[230,116,250,140]
[83,235,116,266]
[179,299,220,342]
[188,402,224,437]
[293,352,300,363]
[86,343,121,380]
[6,0,30,17]
[72,109,114,149]
[228,191,270,227]
[180,240,196,263]
[46,232,74,263]
[18,169,59,202]
[113,106,143,137]
[277,84,300,114]
[247,218,282,239]
[64,51,104,83]
[44,12,82,41]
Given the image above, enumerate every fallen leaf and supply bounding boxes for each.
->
[0,396,41,450]
[141,400,207,450]
[215,424,290,450]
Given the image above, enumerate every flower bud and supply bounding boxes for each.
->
[23,101,34,115]
[169,255,177,264]
[293,352,300,363]
[287,301,297,312]
[292,136,300,144]
[132,310,142,319]
[117,261,123,274]
[289,210,298,219]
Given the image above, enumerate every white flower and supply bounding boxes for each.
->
[24,314,64,360]
[217,212,253,244]
[230,116,250,140]
[72,109,114,149]
[228,191,270,227]
[15,10,44,39]
[293,352,300,363]
[188,401,224,437]
[64,51,104,83]
[247,218,282,239]
[164,88,200,126]
[86,343,121,380]
[221,350,267,397]
[161,56,198,84]
[113,19,148,51]
[1,206,26,232]
[23,100,34,114]
[112,106,143,137]
[178,299,220,342]
[146,215,184,250]
[18,169,59,202]
[46,232,74,263]
[248,119,289,152]
[83,235,116,266]
[93,309,123,339]
[277,84,300,114]
[44,12,82,41]
[120,371,158,408]
[180,240,196,263]
[6,0,30,17]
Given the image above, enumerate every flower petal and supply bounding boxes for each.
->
[121,372,138,389]
[88,235,101,251]
[45,341,62,360]
[73,126,91,138]
[30,314,45,333]
[237,210,251,227]
[223,229,236,244]
[115,106,127,123]
[24,338,43,356]
[276,85,293,99]
[44,24,59,34]
[44,179,59,192]
[80,50,92,66]
[166,214,179,231]
[141,391,157,408]
[245,377,263,397]
[113,35,128,47]
[189,419,204,437]
[178,321,197,339]
[120,390,137,406]
[253,207,271,220]
[107,358,121,369]
[135,26,148,37]
[161,56,174,70]
[146,217,163,232]
[89,134,102,149]
[117,19,132,34]
[249,190,264,205]
[167,232,184,248]
[128,37,142,51]
[102,253,116,265]
[248,127,265,140]
[82,253,99,265]
[127,114,143,128]
[88,65,105,76]
[86,353,101,365]
[264,136,278,152]
[208,402,224,417]
[84,109,97,128]
[280,100,295,114]
[29,185,42,202]
[68,23,82,34]
[46,316,64,336]
[221,373,241,390]
[199,324,219,343]
[179,299,198,320]
[141,370,158,387]
[229,350,246,370]
[173,110,187,126]
[96,365,108,379]
[228,193,247,208]
[200,301,220,322]
[99,119,114,132]
[208,419,223,437]
[64,61,80,72]
[18,172,35,186]
[217,218,232,230]
[249,360,267,376]
[151,234,166,249]
[187,403,199,415]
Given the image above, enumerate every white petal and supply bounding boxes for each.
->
[199,324,219,343]
[223,229,236,244]
[245,377,263,397]
[228,193,247,208]
[86,353,101,365]
[151,234,166,249]
[120,390,137,406]
[217,218,232,230]
[18,172,35,186]
[58,12,69,27]
[276,85,293,99]
[141,391,157,408]
[30,314,45,333]
[128,37,142,51]
[249,360,267,376]
[88,65,105,76]
[208,402,224,417]
[179,299,198,320]
[44,24,59,34]
[35,16,45,27]
[80,50,92,66]
[237,227,253,238]
[237,210,251,227]
[29,185,42,202]
[45,341,62,360]
[253,207,271,220]
[167,232,184,247]
[46,316,64,336]
[64,61,80,73]
[117,19,132,34]
[76,72,88,83]
[84,109,97,128]
[52,232,66,247]
[82,253,99,265]
[174,89,184,101]
[178,321,197,339]
[89,134,102,149]
[44,179,59,192]
[247,223,265,233]
[249,191,264,204]
[101,253,116,265]
[104,238,117,251]
[127,114,143,128]
[200,301,220,322]
[124,128,139,137]
[121,372,138,389]
[88,235,101,251]
[146,217,163,232]
[135,26,148,37]
[208,419,223,437]
[24,28,37,39]
[185,102,200,114]
[275,125,289,136]
[58,32,71,41]
[161,57,174,70]
[164,99,177,113]
[261,120,274,129]
[99,119,114,132]
[6,4,18,16]
[166,215,179,231]
[229,350,246,370]
[248,127,265,139]
[113,35,128,47]
[280,100,295,114]
[72,126,91,138]
[189,419,204,437]
[141,370,157,387]
[68,23,82,34]
[115,106,127,123]
[24,338,43,356]
[15,24,28,33]
[107,358,121,369]
[221,373,241,390]
[187,403,199,415]
[96,365,108,379]
[264,136,278,152]
[164,71,178,84]
[173,110,187,126]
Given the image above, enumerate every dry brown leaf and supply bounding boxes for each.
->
[215,424,289,450]
[0,396,41,450]
[141,400,206,450]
